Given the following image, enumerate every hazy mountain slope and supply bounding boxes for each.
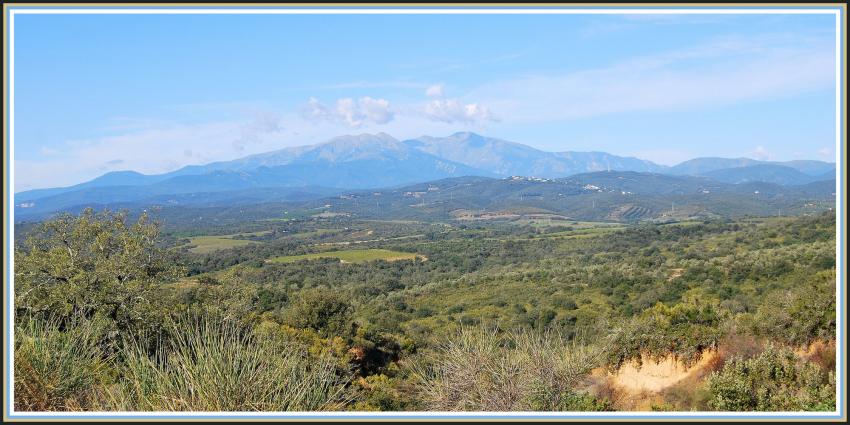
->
[13,181,345,220]
[15,134,492,210]
[185,133,407,173]
[670,157,834,176]
[701,164,824,186]
[404,132,665,177]
[781,160,837,176]
[15,171,173,202]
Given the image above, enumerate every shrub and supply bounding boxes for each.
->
[281,288,354,338]
[705,345,835,411]
[349,373,413,411]
[607,300,722,369]
[750,270,836,346]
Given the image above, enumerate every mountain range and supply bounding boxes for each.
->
[14,132,836,220]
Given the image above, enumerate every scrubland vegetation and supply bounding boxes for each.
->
[13,207,837,412]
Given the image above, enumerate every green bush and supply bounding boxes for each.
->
[282,288,354,338]
[705,345,835,411]
[750,270,836,346]
[607,300,722,369]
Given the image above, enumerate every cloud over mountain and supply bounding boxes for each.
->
[423,99,497,124]
[301,97,395,127]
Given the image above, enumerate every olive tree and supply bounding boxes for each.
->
[15,208,184,335]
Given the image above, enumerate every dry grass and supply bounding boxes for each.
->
[110,317,348,411]
[14,317,111,411]
[15,315,350,412]
[410,326,607,411]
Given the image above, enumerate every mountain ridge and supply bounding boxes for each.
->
[15,132,835,218]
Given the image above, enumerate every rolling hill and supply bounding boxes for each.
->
[293,172,834,222]
[669,157,835,177]
[47,172,833,229]
[700,164,828,186]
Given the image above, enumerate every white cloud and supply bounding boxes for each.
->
[426,84,444,98]
[15,106,409,191]
[334,98,360,126]
[15,119,295,191]
[301,97,333,121]
[752,146,770,161]
[469,37,835,123]
[817,147,835,161]
[233,112,284,152]
[423,99,498,124]
[302,96,394,127]
[349,97,394,126]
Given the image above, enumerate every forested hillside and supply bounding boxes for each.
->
[13,208,836,412]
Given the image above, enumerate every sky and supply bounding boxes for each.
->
[12,11,839,191]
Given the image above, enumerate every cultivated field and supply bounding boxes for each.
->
[184,235,263,254]
[267,248,425,264]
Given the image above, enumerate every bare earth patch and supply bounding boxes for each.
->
[607,351,719,393]
[667,268,685,281]
[586,351,719,410]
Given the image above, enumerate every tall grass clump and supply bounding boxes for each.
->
[14,316,111,411]
[411,326,610,411]
[112,316,347,411]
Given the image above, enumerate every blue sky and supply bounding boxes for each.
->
[12,11,839,191]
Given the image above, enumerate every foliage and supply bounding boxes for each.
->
[253,320,353,372]
[11,208,837,412]
[607,300,723,369]
[15,208,184,338]
[749,269,836,346]
[281,288,355,338]
[705,345,835,411]
[349,372,414,411]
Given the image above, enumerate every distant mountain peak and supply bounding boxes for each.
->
[99,170,145,177]
[449,131,483,139]
[322,132,399,145]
